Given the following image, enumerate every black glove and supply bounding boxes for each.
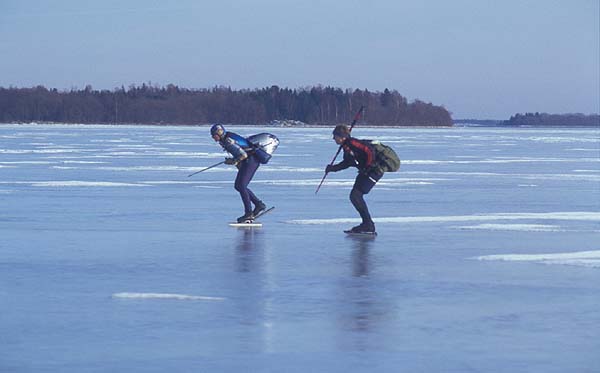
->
[361,164,375,174]
[325,164,335,173]
[362,164,383,178]
[224,157,237,165]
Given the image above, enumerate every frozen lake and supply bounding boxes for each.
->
[1,124,599,372]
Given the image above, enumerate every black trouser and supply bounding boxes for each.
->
[350,170,383,225]
[234,155,260,214]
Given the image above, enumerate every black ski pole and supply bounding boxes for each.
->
[187,160,226,177]
[315,105,365,194]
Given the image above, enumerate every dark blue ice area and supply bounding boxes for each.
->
[1,124,599,372]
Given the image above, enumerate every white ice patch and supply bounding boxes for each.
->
[286,212,600,225]
[259,177,445,187]
[112,292,225,301]
[143,180,231,186]
[158,151,225,157]
[30,181,149,187]
[62,161,106,164]
[473,250,600,268]
[261,166,323,172]
[90,165,323,173]
[403,171,600,182]
[0,148,86,154]
[403,157,599,165]
[0,161,55,165]
[456,224,562,232]
[98,165,198,172]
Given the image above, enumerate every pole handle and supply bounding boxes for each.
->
[315,106,364,194]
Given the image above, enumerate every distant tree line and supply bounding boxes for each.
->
[504,112,599,127]
[0,84,453,126]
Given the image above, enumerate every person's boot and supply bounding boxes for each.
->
[359,221,376,234]
[252,201,266,216]
[346,221,376,234]
[237,212,254,223]
[347,223,364,233]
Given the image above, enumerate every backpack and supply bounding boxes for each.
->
[371,141,400,172]
[247,133,280,164]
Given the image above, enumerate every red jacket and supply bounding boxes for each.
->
[330,137,376,172]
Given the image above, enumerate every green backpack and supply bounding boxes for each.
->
[371,141,400,172]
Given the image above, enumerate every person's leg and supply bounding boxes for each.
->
[234,157,260,214]
[349,171,383,230]
[244,157,261,208]
[350,187,373,226]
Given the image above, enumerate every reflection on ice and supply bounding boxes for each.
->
[234,229,266,274]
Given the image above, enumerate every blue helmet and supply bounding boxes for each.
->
[210,124,226,138]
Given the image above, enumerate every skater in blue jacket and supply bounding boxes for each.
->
[210,124,267,223]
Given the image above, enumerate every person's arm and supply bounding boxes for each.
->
[326,151,356,172]
[222,136,248,162]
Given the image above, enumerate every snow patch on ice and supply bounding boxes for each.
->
[456,224,562,232]
[403,157,599,165]
[262,166,323,172]
[159,151,225,157]
[473,250,600,268]
[286,212,600,225]
[98,165,198,172]
[62,160,106,164]
[0,148,86,154]
[112,292,225,301]
[0,161,55,165]
[30,181,149,187]
[259,177,445,187]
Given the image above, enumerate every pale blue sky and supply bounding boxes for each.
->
[1,0,598,118]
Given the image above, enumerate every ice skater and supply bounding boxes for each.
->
[210,124,278,223]
[324,124,399,235]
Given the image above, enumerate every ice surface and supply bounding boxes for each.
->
[1,124,599,372]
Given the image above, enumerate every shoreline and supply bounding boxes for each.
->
[0,122,455,129]
[1,122,597,129]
